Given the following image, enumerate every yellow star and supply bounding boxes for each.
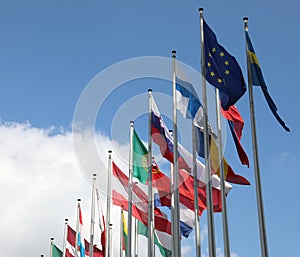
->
[217,78,223,83]
[212,47,217,53]
[225,70,230,75]
[224,60,229,65]
[210,71,215,77]
[219,52,225,57]
[207,62,211,67]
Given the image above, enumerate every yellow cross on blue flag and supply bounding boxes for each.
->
[245,31,290,132]
[203,19,246,110]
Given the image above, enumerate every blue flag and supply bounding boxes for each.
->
[245,31,290,132]
[203,19,246,110]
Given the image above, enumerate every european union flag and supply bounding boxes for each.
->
[203,19,246,110]
[245,31,290,132]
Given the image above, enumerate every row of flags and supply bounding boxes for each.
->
[47,10,289,257]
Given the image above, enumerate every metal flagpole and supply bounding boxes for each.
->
[62,218,68,257]
[120,209,124,257]
[128,121,134,257]
[109,223,113,257]
[171,50,181,257]
[106,150,113,257]
[215,88,231,257]
[75,199,81,257]
[199,8,216,257]
[50,237,54,257]
[192,123,201,257]
[243,17,269,257]
[90,174,97,257]
[147,89,155,257]
[134,217,139,257]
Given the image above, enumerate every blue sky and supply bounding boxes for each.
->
[0,1,299,257]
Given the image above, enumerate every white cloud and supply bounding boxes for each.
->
[181,244,193,256]
[0,121,128,257]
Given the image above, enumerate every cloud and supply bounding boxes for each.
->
[181,244,193,255]
[0,121,128,257]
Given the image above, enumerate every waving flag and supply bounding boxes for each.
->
[112,190,172,236]
[121,210,129,257]
[137,220,172,257]
[203,18,246,110]
[151,96,232,193]
[77,204,85,257]
[52,244,63,257]
[113,162,195,237]
[96,189,106,252]
[245,30,290,132]
[195,126,250,185]
[84,240,104,257]
[221,105,249,166]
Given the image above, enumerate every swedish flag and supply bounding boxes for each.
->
[203,19,246,110]
[245,31,290,132]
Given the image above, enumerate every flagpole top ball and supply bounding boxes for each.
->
[51,237,54,241]
[172,50,176,57]
[93,173,97,177]
[65,218,68,222]
[199,8,203,13]
[77,198,81,202]
[148,89,152,93]
[108,150,112,154]
[243,17,248,24]
[130,120,134,125]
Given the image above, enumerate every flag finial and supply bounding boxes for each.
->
[172,50,176,57]
[243,17,248,31]
[148,89,152,93]
[199,8,203,13]
[77,198,81,202]
[108,150,112,154]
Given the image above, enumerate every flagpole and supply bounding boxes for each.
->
[90,173,97,257]
[243,17,269,257]
[147,89,155,257]
[215,88,231,257]
[75,199,81,257]
[109,223,113,257]
[50,237,54,257]
[199,8,216,257]
[120,209,124,257]
[128,121,134,257]
[192,123,201,257]
[62,218,68,257]
[171,50,181,257]
[106,150,113,257]
[134,217,139,257]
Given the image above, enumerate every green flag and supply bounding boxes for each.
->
[133,130,149,184]
[52,244,63,257]
[137,220,172,257]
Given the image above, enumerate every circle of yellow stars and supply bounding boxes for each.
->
[207,47,230,84]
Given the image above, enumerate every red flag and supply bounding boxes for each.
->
[84,239,104,257]
[221,105,250,167]
[112,190,172,235]
[66,249,74,257]
[67,225,76,247]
